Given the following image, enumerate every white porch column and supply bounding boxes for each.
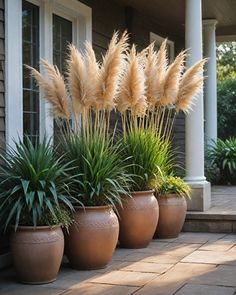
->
[203,19,218,145]
[185,0,211,211]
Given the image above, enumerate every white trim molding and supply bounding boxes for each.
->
[5,0,92,146]
[5,0,23,148]
[150,32,175,62]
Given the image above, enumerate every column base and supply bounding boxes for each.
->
[186,181,211,212]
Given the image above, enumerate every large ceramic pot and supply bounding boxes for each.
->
[10,225,64,284]
[154,194,187,239]
[117,190,159,248]
[65,206,119,270]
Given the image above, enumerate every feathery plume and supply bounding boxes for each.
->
[158,50,186,107]
[26,61,69,119]
[67,44,94,115]
[176,59,207,113]
[143,43,159,107]
[95,31,129,111]
[117,45,147,116]
[146,40,168,108]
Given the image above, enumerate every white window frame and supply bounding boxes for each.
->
[150,32,175,62]
[5,0,92,147]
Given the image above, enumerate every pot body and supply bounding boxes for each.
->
[117,191,159,248]
[65,206,119,270]
[10,225,64,284]
[154,194,187,239]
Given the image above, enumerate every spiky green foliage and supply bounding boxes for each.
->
[0,138,75,231]
[206,138,236,184]
[153,174,191,198]
[62,131,131,207]
[121,128,174,191]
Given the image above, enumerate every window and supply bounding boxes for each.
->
[53,14,72,72]
[5,0,91,147]
[53,14,73,141]
[150,32,175,62]
[22,1,40,143]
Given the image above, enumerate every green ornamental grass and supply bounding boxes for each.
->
[0,137,75,231]
[121,128,174,191]
[62,131,132,207]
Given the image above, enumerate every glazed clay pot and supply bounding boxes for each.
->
[117,191,159,248]
[10,225,64,284]
[65,206,119,270]
[154,194,187,239]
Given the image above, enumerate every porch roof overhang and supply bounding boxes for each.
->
[117,0,236,41]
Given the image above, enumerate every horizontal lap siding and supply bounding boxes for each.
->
[0,0,4,150]
[172,113,185,171]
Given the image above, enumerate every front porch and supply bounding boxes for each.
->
[1,232,236,294]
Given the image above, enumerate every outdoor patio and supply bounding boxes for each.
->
[1,231,236,295]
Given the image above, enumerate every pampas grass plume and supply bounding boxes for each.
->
[117,45,147,116]
[176,59,207,113]
[158,50,186,107]
[26,60,69,119]
[96,31,129,111]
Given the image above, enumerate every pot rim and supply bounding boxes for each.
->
[11,224,62,230]
[129,190,154,196]
[157,193,185,198]
[74,205,113,210]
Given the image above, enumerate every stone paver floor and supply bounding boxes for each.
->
[210,186,236,215]
[1,232,236,294]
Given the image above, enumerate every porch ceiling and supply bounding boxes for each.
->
[117,0,236,39]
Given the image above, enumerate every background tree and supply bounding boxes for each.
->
[217,42,236,139]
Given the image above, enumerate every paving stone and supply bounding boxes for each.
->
[174,232,226,244]
[175,283,235,295]
[141,243,200,264]
[109,248,133,261]
[63,283,138,295]
[159,243,201,257]
[115,252,150,262]
[95,261,130,273]
[0,286,64,295]
[199,240,235,251]
[134,262,215,295]
[120,261,173,273]
[133,241,170,254]
[142,253,181,264]
[181,250,236,265]
[89,270,158,287]
[41,270,100,290]
[220,234,236,243]
[229,245,236,251]
[152,237,178,243]
[190,265,236,287]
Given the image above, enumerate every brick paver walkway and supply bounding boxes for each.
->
[1,232,236,294]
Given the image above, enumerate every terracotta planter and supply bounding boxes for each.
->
[65,206,119,270]
[10,225,64,284]
[154,194,187,239]
[117,191,159,248]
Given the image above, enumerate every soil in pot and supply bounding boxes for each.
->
[65,206,119,270]
[154,194,187,239]
[117,191,159,248]
[10,225,64,284]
